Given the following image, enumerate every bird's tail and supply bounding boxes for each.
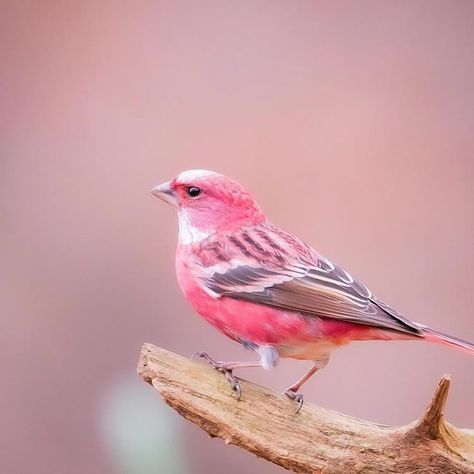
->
[419,324,474,355]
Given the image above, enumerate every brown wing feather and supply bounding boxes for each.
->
[205,264,422,336]
[200,223,422,337]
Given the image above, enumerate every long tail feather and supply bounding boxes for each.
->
[419,324,474,355]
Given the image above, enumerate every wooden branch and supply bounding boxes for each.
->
[137,343,474,473]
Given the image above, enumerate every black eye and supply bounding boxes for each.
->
[186,186,202,198]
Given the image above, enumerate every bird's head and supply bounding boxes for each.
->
[152,170,265,244]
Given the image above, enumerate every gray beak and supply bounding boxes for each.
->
[151,181,177,207]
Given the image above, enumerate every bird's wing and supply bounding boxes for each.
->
[198,224,422,337]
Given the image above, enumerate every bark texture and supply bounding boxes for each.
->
[137,343,474,473]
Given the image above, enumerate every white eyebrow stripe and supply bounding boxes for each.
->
[177,169,219,182]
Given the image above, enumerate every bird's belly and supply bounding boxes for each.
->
[276,340,345,360]
[188,288,318,345]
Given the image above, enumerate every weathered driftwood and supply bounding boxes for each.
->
[137,343,474,473]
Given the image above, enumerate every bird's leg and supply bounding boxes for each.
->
[285,357,329,413]
[284,365,319,413]
[192,352,262,400]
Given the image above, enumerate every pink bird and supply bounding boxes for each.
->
[152,169,473,411]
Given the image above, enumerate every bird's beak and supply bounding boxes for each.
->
[151,181,177,207]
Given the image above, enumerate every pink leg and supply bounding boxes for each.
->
[286,365,320,393]
[285,357,329,413]
[218,361,262,370]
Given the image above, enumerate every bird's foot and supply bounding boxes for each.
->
[221,369,241,400]
[192,351,241,400]
[285,388,304,414]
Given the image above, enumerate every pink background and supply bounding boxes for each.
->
[1,1,473,473]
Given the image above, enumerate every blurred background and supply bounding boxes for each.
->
[1,1,473,473]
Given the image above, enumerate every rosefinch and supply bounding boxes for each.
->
[152,169,473,410]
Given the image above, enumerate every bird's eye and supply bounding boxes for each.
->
[186,186,202,198]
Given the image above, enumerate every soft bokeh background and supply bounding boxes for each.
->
[1,1,473,473]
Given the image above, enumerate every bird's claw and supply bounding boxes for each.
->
[191,351,241,400]
[285,389,304,414]
[223,370,241,400]
[191,351,217,366]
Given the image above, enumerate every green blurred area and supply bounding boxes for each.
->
[100,375,186,474]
